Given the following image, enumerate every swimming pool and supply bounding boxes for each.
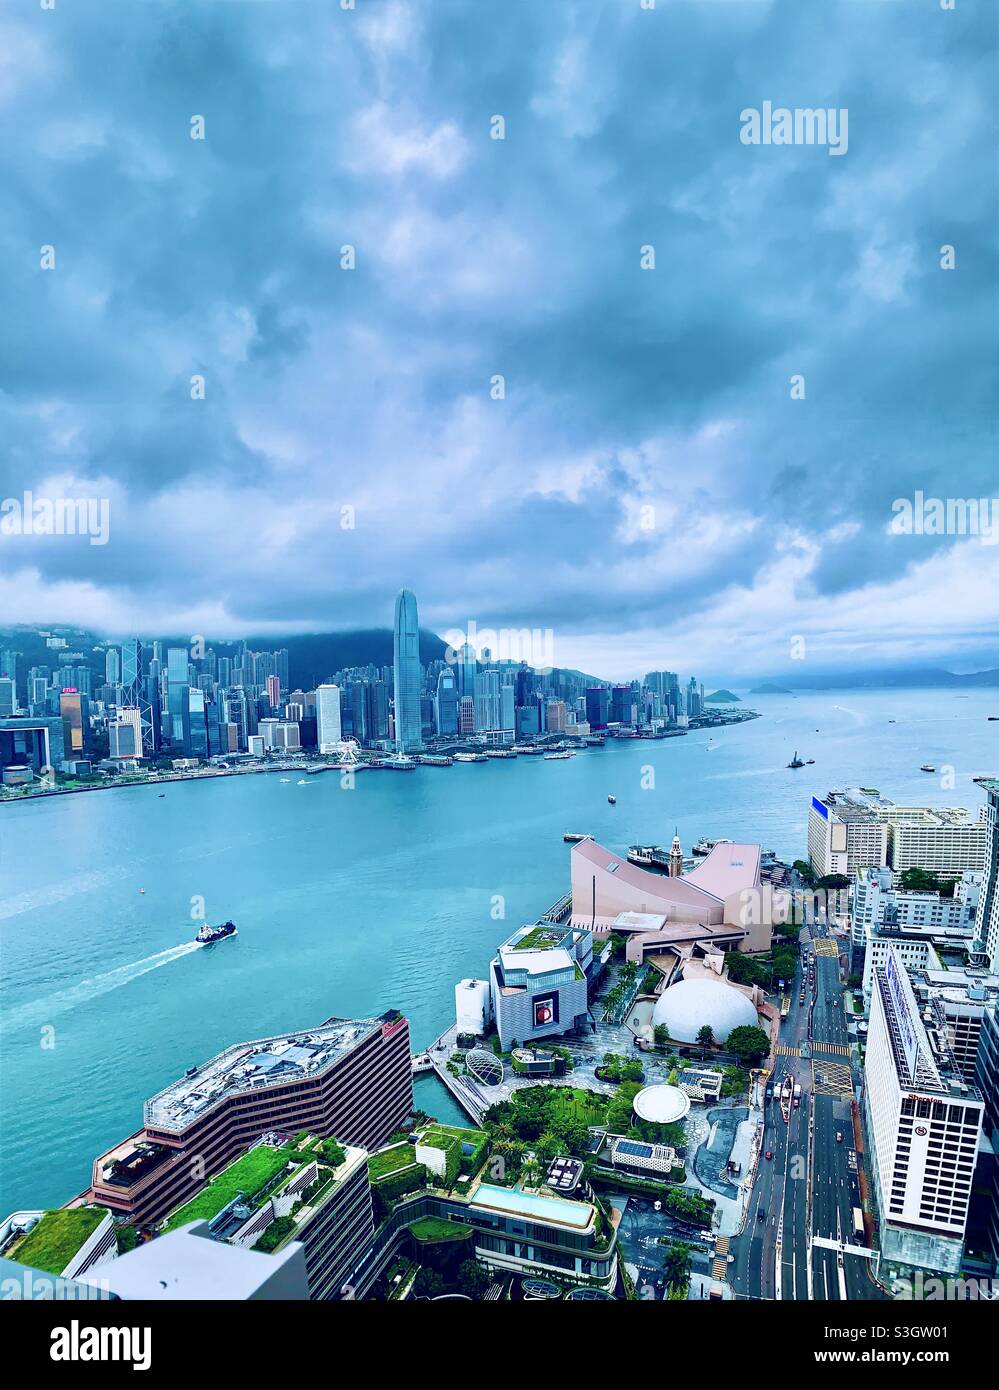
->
[470,1183,593,1230]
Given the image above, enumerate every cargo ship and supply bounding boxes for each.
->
[196,920,237,946]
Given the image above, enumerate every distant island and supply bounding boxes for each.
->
[704,689,741,703]
[749,683,793,695]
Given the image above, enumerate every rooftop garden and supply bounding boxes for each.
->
[162,1143,292,1233]
[12,1208,107,1275]
[367,1142,421,1183]
[407,1216,472,1245]
[510,926,563,952]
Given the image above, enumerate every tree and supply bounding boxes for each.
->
[696,1025,714,1056]
[413,1267,445,1299]
[456,1259,492,1300]
[654,1023,671,1049]
[661,1241,692,1292]
[726,1024,771,1065]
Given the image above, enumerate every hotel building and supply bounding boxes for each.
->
[809,789,988,880]
[863,946,984,1274]
[977,779,999,969]
[89,1013,412,1227]
[158,1134,374,1301]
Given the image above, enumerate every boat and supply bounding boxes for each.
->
[989,716,999,721]
[692,836,732,857]
[454,752,488,763]
[627,845,671,872]
[485,749,516,758]
[787,751,805,769]
[296,778,311,785]
[157,794,165,798]
[607,794,617,804]
[544,751,574,760]
[920,764,936,773]
[563,833,591,843]
[279,777,291,783]
[196,920,237,945]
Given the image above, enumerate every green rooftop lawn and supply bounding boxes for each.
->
[163,1145,291,1232]
[512,926,562,952]
[407,1216,472,1245]
[367,1143,421,1182]
[13,1208,106,1275]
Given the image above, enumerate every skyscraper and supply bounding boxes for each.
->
[316,684,343,753]
[166,647,192,753]
[392,589,422,752]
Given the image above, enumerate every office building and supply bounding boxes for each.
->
[59,689,84,757]
[316,681,344,750]
[0,677,17,717]
[863,946,984,1275]
[166,647,191,753]
[0,715,64,774]
[392,589,422,752]
[89,1013,413,1226]
[853,866,981,952]
[434,669,458,737]
[584,687,609,730]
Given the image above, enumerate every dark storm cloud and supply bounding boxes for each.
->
[0,0,996,674]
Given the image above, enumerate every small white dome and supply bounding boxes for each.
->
[651,977,757,1044]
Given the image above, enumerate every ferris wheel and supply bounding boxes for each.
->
[335,739,361,766]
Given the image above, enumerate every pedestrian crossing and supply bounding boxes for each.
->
[811,1059,853,1097]
[715,1236,730,1255]
[812,1040,851,1056]
[774,1043,800,1056]
[711,1259,728,1281]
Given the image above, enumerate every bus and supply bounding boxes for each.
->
[780,996,790,1020]
[852,1207,865,1241]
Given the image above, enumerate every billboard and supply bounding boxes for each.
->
[811,796,829,820]
[885,947,919,1083]
[533,993,559,1028]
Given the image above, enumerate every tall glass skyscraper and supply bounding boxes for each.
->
[392,589,422,752]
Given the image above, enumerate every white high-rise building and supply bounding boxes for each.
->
[809,788,988,880]
[863,946,984,1275]
[978,779,999,969]
[316,684,342,754]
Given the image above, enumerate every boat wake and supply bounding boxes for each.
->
[1,941,202,1033]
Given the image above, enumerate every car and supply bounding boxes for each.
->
[765,1150,773,1160]
[757,1210,765,1222]
[835,1131,843,1143]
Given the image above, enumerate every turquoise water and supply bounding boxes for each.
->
[1,688,996,1211]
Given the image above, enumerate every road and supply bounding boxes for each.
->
[732,905,885,1301]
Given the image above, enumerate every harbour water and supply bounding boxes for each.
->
[1,688,996,1211]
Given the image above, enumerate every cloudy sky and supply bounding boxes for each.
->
[1,0,997,680]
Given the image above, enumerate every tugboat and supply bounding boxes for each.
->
[607,794,617,804]
[196,920,237,945]
[787,751,805,768]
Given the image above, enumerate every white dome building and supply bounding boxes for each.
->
[651,977,758,1044]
